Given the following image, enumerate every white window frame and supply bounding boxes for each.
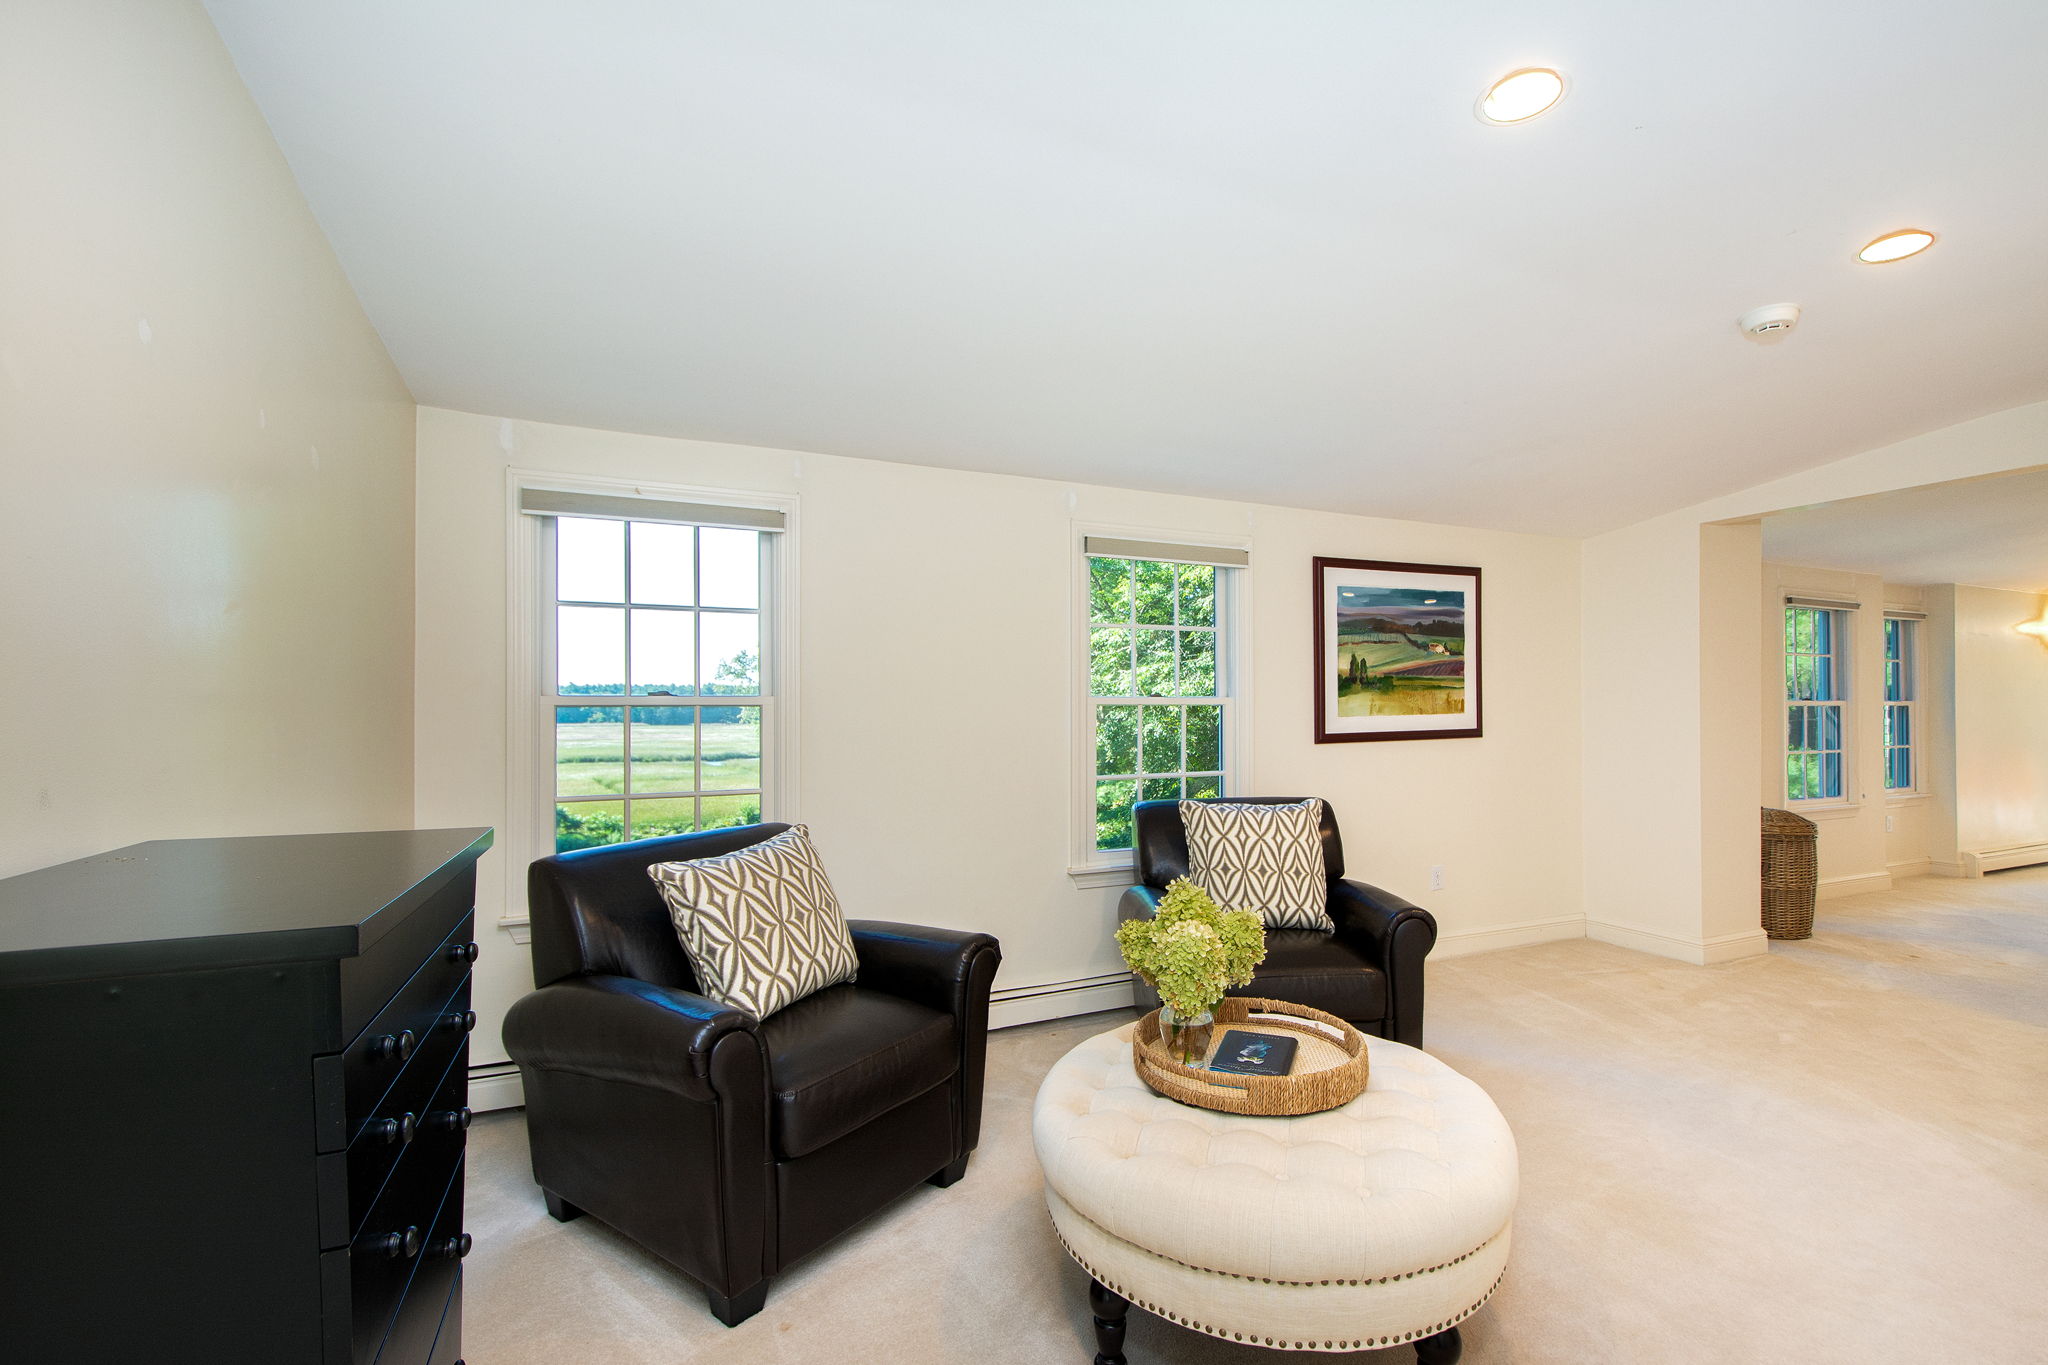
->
[1882,614,1923,798]
[1783,604,1851,809]
[502,470,800,934]
[1068,523,1252,885]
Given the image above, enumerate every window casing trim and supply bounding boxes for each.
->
[1069,521,1253,878]
[502,469,800,931]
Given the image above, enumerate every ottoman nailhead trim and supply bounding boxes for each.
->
[1050,1218,1508,1354]
[1050,1212,1497,1289]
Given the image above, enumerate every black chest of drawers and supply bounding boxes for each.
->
[0,827,493,1365]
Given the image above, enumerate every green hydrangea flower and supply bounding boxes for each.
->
[1115,877,1266,1018]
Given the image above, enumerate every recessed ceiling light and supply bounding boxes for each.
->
[1477,68,1566,124]
[1858,229,1936,264]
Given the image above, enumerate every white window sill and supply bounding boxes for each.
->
[1067,863,1137,890]
[1884,791,1930,804]
[1788,802,1861,822]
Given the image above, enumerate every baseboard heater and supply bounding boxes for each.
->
[1972,843,2048,874]
[990,971,1133,1007]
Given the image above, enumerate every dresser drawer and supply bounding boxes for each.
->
[325,1037,471,1247]
[337,858,480,1040]
[425,1266,463,1365]
[337,916,475,1139]
[343,1139,464,1365]
[377,1156,468,1365]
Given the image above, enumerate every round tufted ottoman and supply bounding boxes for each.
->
[1032,1025,1517,1363]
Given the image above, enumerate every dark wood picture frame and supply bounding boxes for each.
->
[1313,556,1483,743]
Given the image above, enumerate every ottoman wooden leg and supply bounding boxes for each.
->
[1088,1278,1129,1365]
[1415,1325,1462,1364]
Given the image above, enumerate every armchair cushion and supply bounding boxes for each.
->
[1180,798,1334,930]
[758,985,958,1159]
[648,824,859,1019]
[1238,929,1388,1023]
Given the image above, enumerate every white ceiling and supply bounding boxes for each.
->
[203,1,2048,536]
[1762,467,2048,592]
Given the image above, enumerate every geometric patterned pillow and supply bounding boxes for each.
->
[1179,799,1333,931]
[646,824,859,1019]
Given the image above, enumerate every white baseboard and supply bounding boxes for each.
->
[1972,843,2048,874]
[1927,858,1976,879]
[1886,857,1932,879]
[1432,914,1585,960]
[470,1062,526,1113]
[1585,920,1767,966]
[1818,871,1893,901]
[989,973,1135,1030]
[1701,928,1771,963]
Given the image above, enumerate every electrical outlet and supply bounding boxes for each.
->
[1429,865,1446,892]
[1885,813,1896,833]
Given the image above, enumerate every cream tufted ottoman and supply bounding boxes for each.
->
[1032,1025,1516,1363]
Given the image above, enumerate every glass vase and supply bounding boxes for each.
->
[1158,1002,1216,1066]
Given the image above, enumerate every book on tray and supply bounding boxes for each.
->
[1207,1028,1298,1077]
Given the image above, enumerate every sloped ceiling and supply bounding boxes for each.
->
[204,1,2048,535]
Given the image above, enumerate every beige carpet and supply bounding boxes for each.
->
[465,868,2048,1363]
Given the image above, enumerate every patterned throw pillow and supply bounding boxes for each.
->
[1179,799,1333,931]
[646,824,859,1019]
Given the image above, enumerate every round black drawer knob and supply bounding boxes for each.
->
[365,1112,415,1147]
[427,1232,473,1261]
[440,1009,478,1034]
[367,1029,416,1064]
[366,1225,421,1260]
[425,1106,473,1134]
[447,941,480,964]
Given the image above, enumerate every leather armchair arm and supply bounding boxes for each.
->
[1116,886,1163,1010]
[1327,879,1438,1048]
[846,921,1000,1018]
[1117,883,1164,924]
[502,973,759,1103]
[847,920,1001,1158]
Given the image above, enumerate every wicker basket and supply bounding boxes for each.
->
[1761,807,1818,940]
[1132,997,1368,1116]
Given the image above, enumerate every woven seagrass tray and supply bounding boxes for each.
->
[1132,996,1368,1117]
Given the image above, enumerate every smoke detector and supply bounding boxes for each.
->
[1738,302,1801,343]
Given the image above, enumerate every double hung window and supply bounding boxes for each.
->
[1883,617,1917,792]
[1783,605,1847,803]
[1082,538,1244,856]
[524,488,786,854]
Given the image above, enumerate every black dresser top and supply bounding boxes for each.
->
[0,828,494,986]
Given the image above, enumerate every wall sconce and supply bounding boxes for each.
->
[2020,610,2048,647]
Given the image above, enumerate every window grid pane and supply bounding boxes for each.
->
[1087,555,1230,852]
[554,518,766,853]
[1783,607,1845,802]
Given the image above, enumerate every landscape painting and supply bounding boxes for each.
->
[1313,557,1482,743]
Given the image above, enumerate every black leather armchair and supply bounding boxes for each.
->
[503,824,1001,1327]
[1118,798,1437,1048]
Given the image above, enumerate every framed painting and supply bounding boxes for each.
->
[1313,557,1482,743]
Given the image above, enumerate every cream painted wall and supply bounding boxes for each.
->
[0,1,417,878]
[413,408,1585,1066]
[1951,586,2048,860]
[1586,400,2048,962]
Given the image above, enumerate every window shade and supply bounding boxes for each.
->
[1882,609,1928,620]
[1784,595,1858,611]
[1082,536,1248,568]
[519,487,785,531]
